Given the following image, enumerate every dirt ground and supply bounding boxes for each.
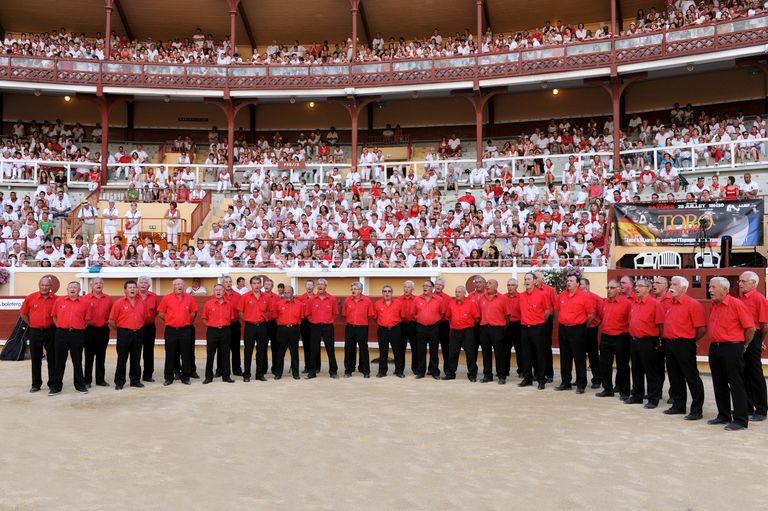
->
[1,356,767,511]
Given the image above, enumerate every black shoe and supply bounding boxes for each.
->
[590,382,600,389]
[30,385,41,393]
[575,387,585,394]
[143,378,155,383]
[554,384,572,391]
[666,397,674,405]
[595,390,614,397]
[752,413,767,422]
[644,402,658,409]
[181,378,191,385]
[163,380,172,386]
[232,370,243,376]
[663,408,685,415]
[537,382,546,390]
[414,374,425,379]
[243,376,251,382]
[274,375,282,380]
[441,375,455,380]
[431,374,440,380]
[707,417,729,425]
[395,373,405,378]
[301,368,309,374]
[306,373,316,379]
[115,385,124,390]
[191,372,200,379]
[174,372,181,380]
[481,377,493,383]
[96,381,109,387]
[468,377,477,382]
[48,388,61,396]
[292,373,300,380]
[85,384,92,389]
[343,373,352,378]
[626,397,644,404]
[202,379,212,384]
[518,380,532,387]
[214,371,222,378]
[255,375,267,382]
[330,374,339,379]
[376,373,386,378]
[130,382,145,388]
[223,378,235,383]
[725,422,747,431]
[76,387,89,394]
[498,378,507,385]
[619,393,630,402]
[363,374,370,379]
[684,413,703,421]
[613,385,620,393]
[546,377,553,383]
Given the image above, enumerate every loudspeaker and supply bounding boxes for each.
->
[720,235,732,268]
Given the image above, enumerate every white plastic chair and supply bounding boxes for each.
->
[633,252,657,269]
[694,252,721,269]
[656,250,682,269]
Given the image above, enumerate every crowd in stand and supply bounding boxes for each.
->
[3,1,765,66]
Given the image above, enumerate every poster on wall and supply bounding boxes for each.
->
[613,200,764,247]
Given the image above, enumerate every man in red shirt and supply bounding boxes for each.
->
[597,279,632,400]
[263,278,282,377]
[434,278,452,374]
[444,285,480,381]
[399,280,418,376]
[628,278,665,408]
[619,275,637,302]
[220,275,243,377]
[20,276,57,393]
[271,285,304,380]
[479,279,509,384]
[663,276,706,420]
[137,276,159,382]
[342,282,375,378]
[304,278,339,379]
[238,276,271,382]
[653,276,673,403]
[374,285,404,378]
[413,280,445,379]
[737,271,768,421]
[109,280,146,390]
[505,278,521,379]
[708,276,755,430]
[50,281,91,395]
[157,278,198,386]
[580,278,603,390]
[534,271,557,383]
[83,277,112,388]
[202,283,234,384]
[297,279,315,374]
[555,275,596,393]
[518,272,552,389]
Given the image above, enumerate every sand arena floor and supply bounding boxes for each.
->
[1,356,767,510]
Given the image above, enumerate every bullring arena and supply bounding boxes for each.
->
[1,0,768,509]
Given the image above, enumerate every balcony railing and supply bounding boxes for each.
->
[0,16,766,91]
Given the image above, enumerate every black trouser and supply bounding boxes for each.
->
[585,326,601,384]
[309,322,338,375]
[559,323,588,388]
[631,337,661,404]
[52,328,86,392]
[506,321,521,377]
[446,327,477,378]
[744,330,767,416]
[401,321,417,374]
[344,324,370,375]
[657,337,667,396]
[29,326,55,389]
[243,321,269,378]
[141,322,156,380]
[543,316,554,379]
[599,333,631,395]
[84,325,109,385]
[275,325,300,377]
[438,320,450,371]
[377,324,403,376]
[520,324,546,384]
[481,325,506,379]
[164,325,193,381]
[415,323,440,377]
[664,338,704,414]
[218,320,240,375]
[115,327,142,386]
[205,326,231,381]
[175,326,197,375]
[267,320,279,375]
[709,341,749,427]
[300,318,312,371]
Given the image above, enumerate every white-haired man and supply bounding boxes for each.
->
[737,271,768,422]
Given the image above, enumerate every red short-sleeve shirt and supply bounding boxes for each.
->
[663,294,706,339]
[709,294,755,342]
[629,295,664,338]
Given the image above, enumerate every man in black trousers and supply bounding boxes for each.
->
[202,284,234,384]
[109,280,146,390]
[20,276,57,393]
[50,282,91,395]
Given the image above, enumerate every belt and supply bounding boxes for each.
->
[710,341,744,345]
[379,324,400,330]
[208,325,230,330]
[246,321,266,327]
[31,326,55,330]
[118,327,142,333]
[279,324,300,328]
[311,322,334,326]
[166,325,190,330]
[664,337,695,342]
[633,336,657,341]
[417,322,438,328]
[59,328,84,332]
[482,324,505,328]
[522,323,544,328]
[561,322,586,328]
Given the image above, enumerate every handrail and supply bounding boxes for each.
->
[0,15,765,91]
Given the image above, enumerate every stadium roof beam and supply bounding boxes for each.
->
[481,0,491,32]
[237,1,258,49]
[113,0,134,41]
[357,0,373,46]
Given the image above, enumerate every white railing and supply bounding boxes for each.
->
[0,158,99,188]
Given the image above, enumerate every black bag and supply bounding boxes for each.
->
[0,318,29,361]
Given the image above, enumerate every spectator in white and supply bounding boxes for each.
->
[186,278,208,296]
[102,199,119,245]
[124,201,142,241]
[50,189,72,218]
[456,231,478,257]
[447,133,462,157]
[191,184,206,201]
[72,123,85,143]
[523,178,540,205]
[165,201,181,245]
[217,167,232,192]
[326,127,339,145]
[638,165,658,194]
[77,200,98,243]
[657,161,680,193]
[133,144,148,163]
[584,240,602,267]
[468,165,488,189]
[179,166,196,188]
[739,173,759,199]
[35,241,61,263]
